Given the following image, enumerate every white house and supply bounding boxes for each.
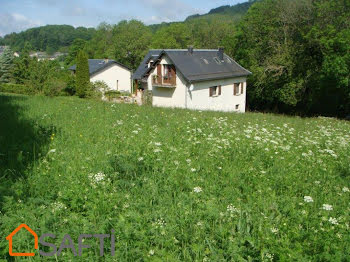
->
[69,59,132,93]
[133,48,251,112]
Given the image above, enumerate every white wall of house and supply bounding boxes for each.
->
[148,56,188,108]
[146,55,247,112]
[187,77,247,112]
[90,64,132,93]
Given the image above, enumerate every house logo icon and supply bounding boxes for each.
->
[6,224,38,256]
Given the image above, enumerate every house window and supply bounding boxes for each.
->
[234,83,243,95]
[209,85,221,97]
[235,104,240,110]
[163,65,172,78]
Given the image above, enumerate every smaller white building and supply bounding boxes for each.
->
[133,48,251,112]
[69,59,132,93]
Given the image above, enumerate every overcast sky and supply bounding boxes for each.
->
[0,0,246,36]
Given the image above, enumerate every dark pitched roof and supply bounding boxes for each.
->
[132,50,162,80]
[132,49,251,83]
[69,59,131,75]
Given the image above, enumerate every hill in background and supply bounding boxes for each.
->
[0,25,95,53]
[185,1,255,22]
[0,1,254,52]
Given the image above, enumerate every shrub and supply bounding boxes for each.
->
[64,74,76,96]
[104,90,121,101]
[0,83,33,95]
[75,50,89,98]
[43,78,67,97]
[92,80,109,93]
[86,82,102,99]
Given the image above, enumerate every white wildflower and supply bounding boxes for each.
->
[138,157,144,161]
[152,218,166,228]
[271,227,279,234]
[322,204,333,211]
[304,196,313,203]
[265,253,274,261]
[191,168,197,172]
[149,250,155,256]
[51,201,67,212]
[88,172,106,184]
[226,204,240,216]
[329,217,338,225]
[342,187,349,193]
[193,186,202,193]
[48,149,56,154]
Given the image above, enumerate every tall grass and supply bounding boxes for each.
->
[0,94,349,261]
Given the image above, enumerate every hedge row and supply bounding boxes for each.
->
[0,83,34,95]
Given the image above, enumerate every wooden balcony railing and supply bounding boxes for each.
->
[152,75,176,87]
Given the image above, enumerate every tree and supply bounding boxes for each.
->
[0,46,14,83]
[85,22,114,60]
[232,0,350,117]
[13,42,32,84]
[65,38,87,66]
[112,20,152,70]
[151,23,192,49]
[26,59,58,93]
[75,50,90,98]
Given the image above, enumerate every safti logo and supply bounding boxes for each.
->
[6,224,38,256]
[6,224,116,257]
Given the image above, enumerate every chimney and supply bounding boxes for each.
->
[218,47,224,61]
[188,46,194,55]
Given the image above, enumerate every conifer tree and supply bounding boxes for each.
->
[0,46,14,83]
[13,42,32,84]
[75,50,89,98]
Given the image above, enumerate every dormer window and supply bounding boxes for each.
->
[202,58,209,64]
[213,57,221,64]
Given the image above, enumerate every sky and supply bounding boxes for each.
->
[0,0,245,36]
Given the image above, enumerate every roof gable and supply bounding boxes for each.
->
[132,50,162,80]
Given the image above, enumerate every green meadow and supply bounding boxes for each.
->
[0,93,349,261]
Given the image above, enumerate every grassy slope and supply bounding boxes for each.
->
[0,94,349,260]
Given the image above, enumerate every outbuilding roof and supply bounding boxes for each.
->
[69,59,131,75]
[132,49,251,83]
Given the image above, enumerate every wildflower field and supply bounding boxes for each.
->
[0,93,349,261]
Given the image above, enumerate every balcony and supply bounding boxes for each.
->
[152,75,176,88]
